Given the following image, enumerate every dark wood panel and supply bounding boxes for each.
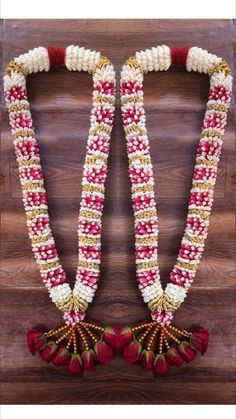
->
[0,18,235,405]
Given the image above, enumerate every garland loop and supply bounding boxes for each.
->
[119,45,232,374]
[4,45,116,374]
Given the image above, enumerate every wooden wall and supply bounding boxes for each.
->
[0,19,235,404]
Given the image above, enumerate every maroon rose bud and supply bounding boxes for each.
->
[123,340,142,365]
[52,345,71,366]
[26,328,46,355]
[191,329,209,355]
[117,326,133,349]
[178,340,197,363]
[139,350,155,370]
[153,354,171,374]
[103,326,121,349]
[82,349,96,370]
[94,340,113,365]
[40,340,58,363]
[66,353,83,374]
[166,345,184,366]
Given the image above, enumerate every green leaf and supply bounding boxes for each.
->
[155,353,165,363]
[105,327,116,335]
[120,327,131,335]
[61,348,69,357]
[84,350,92,361]
[145,350,153,362]
[190,334,200,342]
[167,348,176,357]
[72,353,82,363]
[178,340,188,353]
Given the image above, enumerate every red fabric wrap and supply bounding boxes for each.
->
[171,47,189,66]
[48,46,66,67]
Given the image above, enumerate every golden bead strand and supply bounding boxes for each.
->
[66,332,73,350]
[131,322,156,332]
[55,327,73,345]
[82,322,105,333]
[137,324,155,343]
[77,325,90,351]
[164,328,181,345]
[46,324,69,338]
[146,325,159,351]
[72,327,78,353]
[167,324,190,338]
[163,335,170,350]
[159,327,164,353]
[80,323,98,344]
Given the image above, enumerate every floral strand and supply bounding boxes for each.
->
[4,46,116,373]
[118,45,232,374]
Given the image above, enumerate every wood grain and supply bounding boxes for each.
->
[0,19,235,404]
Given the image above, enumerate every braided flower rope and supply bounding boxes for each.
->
[4,46,116,373]
[116,46,233,374]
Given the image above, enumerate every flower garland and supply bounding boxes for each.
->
[4,46,116,373]
[117,46,233,374]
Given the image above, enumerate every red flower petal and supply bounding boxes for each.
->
[82,350,96,370]
[153,354,171,374]
[139,350,155,370]
[166,345,184,366]
[26,328,46,355]
[178,341,197,363]
[66,354,83,374]
[123,341,142,365]
[103,326,121,349]
[191,329,209,355]
[103,326,133,350]
[52,345,71,366]
[40,341,58,363]
[118,326,133,349]
[94,340,113,365]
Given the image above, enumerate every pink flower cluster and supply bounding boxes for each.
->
[137,268,160,288]
[189,191,213,208]
[129,165,152,184]
[5,85,27,102]
[23,191,47,208]
[15,140,39,159]
[19,167,43,182]
[10,111,33,129]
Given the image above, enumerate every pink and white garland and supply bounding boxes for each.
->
[118,46,232,373]
[4,46,116,373]
[4,45,233,375]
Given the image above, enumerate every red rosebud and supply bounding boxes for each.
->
[123,341,142,365]
[117,326,133,349]
[26,328,46,355]
[40,340,58,363]
[178,341,197,363]
[153,354,171,374]
[191,329,209,355]
[139,350,155,370]
[103,326,121,349]
[94,340,113,365]
[66,353,83,374]
[166,345,184,366]
[52,345,71,366]
[103,326,133,349]
[82,349,96,370]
